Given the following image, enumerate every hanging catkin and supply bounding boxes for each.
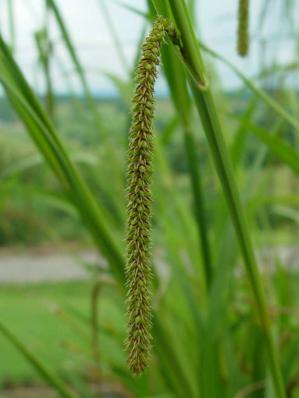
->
[237,0,250,56]
[125,16,178,376]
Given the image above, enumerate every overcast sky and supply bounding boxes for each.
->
[0,0,297,95]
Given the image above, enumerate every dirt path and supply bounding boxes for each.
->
[0,249,101,283]
[0,244,298,283]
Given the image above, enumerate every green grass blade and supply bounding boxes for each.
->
[153,319,198,398]
[159,115,179,145]
[200,42,299,132]
[97,0,130,73]
[113,0,149,19]
[34,28,55,118]
[47,0,103,134]
[183,131,213,286]
[0,321,78,398]
[230,98,257,167]
[249,123,299,174]
[6,0,16,53]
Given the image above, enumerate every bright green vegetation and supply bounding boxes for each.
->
[0,281,126,397]
[1,272,299,396]
[0,282,92,381]
[0,0,298,397]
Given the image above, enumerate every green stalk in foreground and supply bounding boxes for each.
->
[150,0,213,289]
[164,1,285,396]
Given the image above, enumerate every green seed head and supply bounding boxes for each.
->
[125,16,177,376]
[237,0,250,56]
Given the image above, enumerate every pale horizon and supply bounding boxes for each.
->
[0,0,297,95]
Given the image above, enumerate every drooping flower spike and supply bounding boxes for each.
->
[125,16,178,376]
[237,0,250,56]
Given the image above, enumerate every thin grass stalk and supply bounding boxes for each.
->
[148,0,213,288]
[53,53,97,133]
[153,319,198,398]
[113,1,149,19]
[249,123,299,174]
[34,29,55,118]
[0,321,78,398]
[183,131,213,286]
[54,307,90,342]
[165,54,213,288]
[155,1,281,110]
[6,0,16,52]
[44,1,55,117]
[163,5,213,287]
[47,0,103,135]
[44,38,54,118]
[162,1,286,396]
[154,139,207,288]
[200,42,299,132]
[91,280,101,367]
[97,0,130,74]
[90,277,116,383]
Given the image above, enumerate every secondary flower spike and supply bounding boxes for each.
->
[125,16,178,376]
[237,0,250,56]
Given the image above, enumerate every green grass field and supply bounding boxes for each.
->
[1,266,299,384]
[0,282,90,383]
[0,281,126,386]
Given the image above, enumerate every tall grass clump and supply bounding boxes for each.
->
[0,1,298,397]
[153,0,286,396]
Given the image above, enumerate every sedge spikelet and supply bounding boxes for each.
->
[125,16,176,376]
[237,0,250,56]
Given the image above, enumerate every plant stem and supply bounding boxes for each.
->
[97,0,130,74]
[149,0,213,288]
[183,129,212,286]
[44,1,55,117]
[91,280,101,366]
[7,0,16,53]
[168,1,286,396]
[47,0,103,136]
[34,29,55,118]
